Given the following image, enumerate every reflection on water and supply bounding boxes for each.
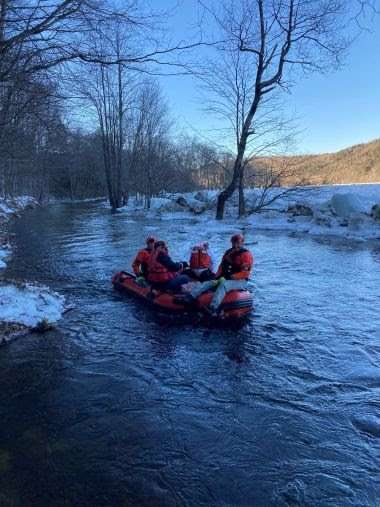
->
[0,202,379,506]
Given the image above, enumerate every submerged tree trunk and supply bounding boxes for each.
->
[96,58,126,212]
[238,170,245,218]
[216,135,247,219]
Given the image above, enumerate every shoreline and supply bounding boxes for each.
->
[0,197,65,344]
[109,184,380,244]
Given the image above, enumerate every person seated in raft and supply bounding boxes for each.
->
[190,234,254,315]
[132,236,155,282]
[187,242,215,282]
[147,240,191,293]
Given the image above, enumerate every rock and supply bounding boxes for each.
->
[348,213,366,231]
[175,196,189,207]
[314,213,332,227]
[371,204,380,221]
[33,318,54,333]
[287,203,313,216]
[0,322,29,345]
[175,196,207,214]
[194,191,208,202]
[330,193,364,218]
[319,200,333,214]
[156,199,183,213]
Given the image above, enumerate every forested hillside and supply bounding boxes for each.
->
[255,139,380,186]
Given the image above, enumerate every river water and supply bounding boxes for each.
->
[1,202,379,506]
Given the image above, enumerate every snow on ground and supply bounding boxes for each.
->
[0,195,37,218]
[117,184,380,243]
[0,284,65,329]
[0,196,65,343]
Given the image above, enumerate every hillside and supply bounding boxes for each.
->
[255,138,380,186]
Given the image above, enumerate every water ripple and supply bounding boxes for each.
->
[0,202,379,506]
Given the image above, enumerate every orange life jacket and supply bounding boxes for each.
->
[147,250,176,283]
[132,248,151,276]
[217,247,253,280]
[189,246,212,270]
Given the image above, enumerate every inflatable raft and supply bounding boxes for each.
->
[112,271,253,320]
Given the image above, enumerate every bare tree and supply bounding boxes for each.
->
[126,79,173,207]
[200,0,363,219]
[243,156,309,213]
[201,43,297,217]
[0,0,209,205]
[0,0,199,84]
[75,31,131,210]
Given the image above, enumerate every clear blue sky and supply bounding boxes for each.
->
[158,0,380,155]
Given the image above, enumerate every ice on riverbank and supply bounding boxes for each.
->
[0,196,38,221]
[0,283,65,344]
[0,196,65,343]
[116,184,380,243]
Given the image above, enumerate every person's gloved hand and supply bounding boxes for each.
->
[136,276,145,285]
[217,277,226,285]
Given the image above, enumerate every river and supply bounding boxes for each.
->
[1,201,379,506]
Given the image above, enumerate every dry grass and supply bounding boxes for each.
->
[254,138,380,186]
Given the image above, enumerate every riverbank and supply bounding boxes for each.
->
[115,184,380,244]
[0,197,65,344]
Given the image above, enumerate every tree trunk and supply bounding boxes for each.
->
[238,169,245,218]
[101,135,116,210]
[216,187,232,219]
[116,60,123,210]
[216,140,246,219]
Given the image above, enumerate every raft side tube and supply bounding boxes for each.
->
[112,271,253,320]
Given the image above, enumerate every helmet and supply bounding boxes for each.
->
[231,233,244,243]
[192,243,207,251]
[154,240,166,249]
[146,236,155,244]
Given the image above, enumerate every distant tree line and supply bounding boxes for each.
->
[0,1,377,216]
[0,70,237,202]
[0,0,235,207]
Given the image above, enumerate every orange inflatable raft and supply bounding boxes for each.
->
[112,271,253,321]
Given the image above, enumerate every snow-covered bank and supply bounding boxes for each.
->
[0,196,65,343]
[116,184,380,243]
[0,283,65,345]
[0,195,38,219]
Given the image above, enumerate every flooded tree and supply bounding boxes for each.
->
[126,79,173,208]
[201,0,366,219]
